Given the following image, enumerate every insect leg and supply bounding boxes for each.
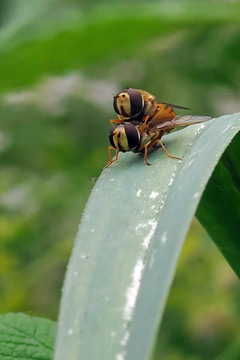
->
[104,146,119,168]
[143,144,151,166]
[140,136,163,166]
[158,140,182,161]
[110,119,124,126]
[147,138,160,149]
[142,115,150,124]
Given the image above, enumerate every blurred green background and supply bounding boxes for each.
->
[0,1,239,359]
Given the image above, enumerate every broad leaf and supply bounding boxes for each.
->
[0,313,56,360]
[54,113,240,360]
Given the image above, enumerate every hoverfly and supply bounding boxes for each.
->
[111,88,190,125]
[105,114,212,168]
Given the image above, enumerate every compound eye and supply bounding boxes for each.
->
[108,127,117,148]
[126,88,144,117]
[113,91,126,115]
[124,123,140,150]
[113,88,144,117]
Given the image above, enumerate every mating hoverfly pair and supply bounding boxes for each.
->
[105,88,212,167]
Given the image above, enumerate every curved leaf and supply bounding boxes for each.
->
[54,113,239,360]
[197,132,240,276]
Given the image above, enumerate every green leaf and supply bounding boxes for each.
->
[54,113,239,360]
[0,313,56,360]
[1,1,240,92]
[214,337,240,360]
[197,132,240,276]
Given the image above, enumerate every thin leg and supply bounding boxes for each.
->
[159,140,182,160]
[143,144,151,165]
[142,115,150,124]
[104,146,119,168]
[110,119,124,126]
[140,138,160,165]
[147,138,159,149]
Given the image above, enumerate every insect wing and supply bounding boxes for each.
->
[173,115,212,126]
[154,115,213,131]
[160,102,190,111]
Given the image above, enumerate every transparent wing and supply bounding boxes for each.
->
[154,115,213,131]
[173,115,213,126]
[160,102,190,110]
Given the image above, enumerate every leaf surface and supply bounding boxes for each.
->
[0,313,56,360]
[54,113,240,360]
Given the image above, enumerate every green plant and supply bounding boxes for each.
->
[0,313,55,360]
[1,1,240,359]
[54,114,239,360]
[1,114,238,360]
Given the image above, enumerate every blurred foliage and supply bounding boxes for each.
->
[0,0,239,359]
[152,220,240,360]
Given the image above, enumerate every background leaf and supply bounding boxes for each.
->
[0,2,240,92]
[197,133,240,277]
[54,114,239,360]
[0,312,56,360]
[1,1,240,358]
